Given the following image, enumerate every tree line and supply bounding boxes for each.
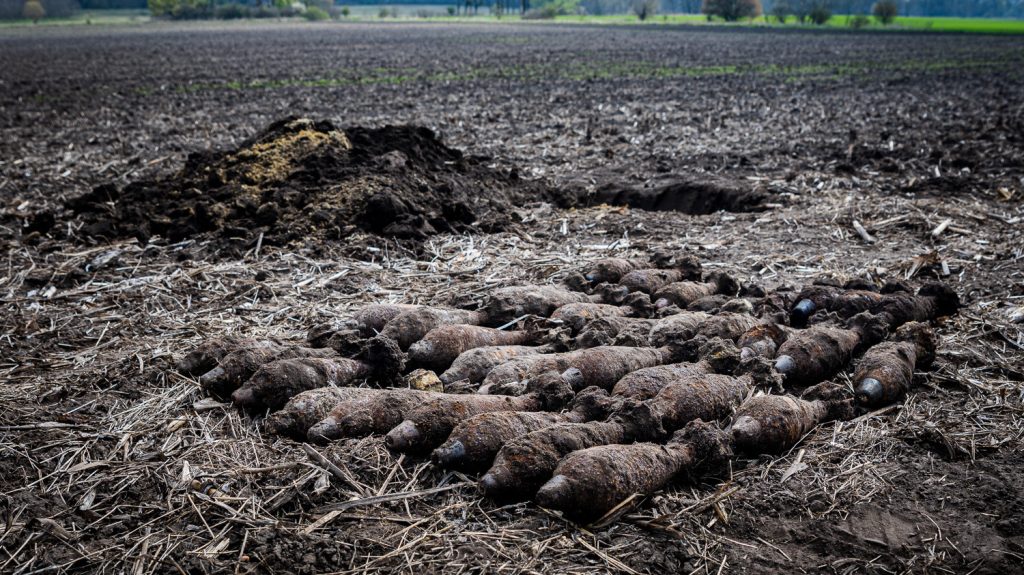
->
[1,0,1021,22]
[579,0,1023,16]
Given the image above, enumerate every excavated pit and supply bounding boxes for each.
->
[584,178,767,214]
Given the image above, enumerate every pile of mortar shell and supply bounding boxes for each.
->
[175,254,959,523]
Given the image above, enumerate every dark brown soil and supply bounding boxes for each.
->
[584,177,767,214]
[0,20,1022,575]
[57,117,552,251]
[42,118,771,255]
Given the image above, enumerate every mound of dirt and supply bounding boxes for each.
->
[63,117,551,248]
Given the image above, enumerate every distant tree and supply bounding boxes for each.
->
[848,12,868,26]
[340,4,349,16]
[79,0,146,8]
[302,4,328,19]
[214,2,247,18]
[701,0,761,20]
[770,0,789,21]
[522,0,577,17]
[807,0,829,22]
[147,0,167,15]
[680,0,701,13]
[872,0,896,22]
[632,0,658,19]
[22,0,44,20]
[251,4,279,17]
[789,0,817,22]
[148,0,211,18]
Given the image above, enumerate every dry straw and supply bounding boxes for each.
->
[1,185,1022,573]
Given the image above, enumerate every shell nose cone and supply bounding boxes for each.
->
[306,420,337,444]
[407,341,432,363]
[856,377,885,406]
[199,365,226,386]
[561,367,585,391]
[730,415,761,452]
[431,441,466,466]
[477,470,501,497]
[774,355,797,376]
[479,474,495,493]
[535,474,569,508]
[385,420,421,451]
[264,413,294,437]
[479,470,518,498]
[790,299,816,327]
[231,386,257,409]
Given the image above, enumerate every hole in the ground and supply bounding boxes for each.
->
[585,179,768,214]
